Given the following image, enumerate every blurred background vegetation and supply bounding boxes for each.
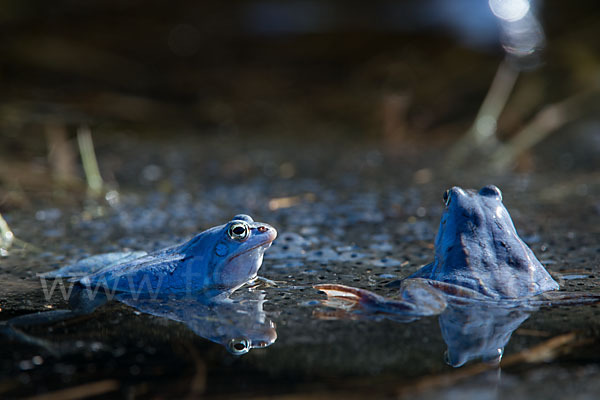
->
[0,0,599,211]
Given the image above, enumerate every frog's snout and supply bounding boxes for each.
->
[256,224,277,244]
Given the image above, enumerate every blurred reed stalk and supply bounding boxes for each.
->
[77,126,104,196]
[381,93,411,156]
[45,121,78,184]
[446,59,519,167]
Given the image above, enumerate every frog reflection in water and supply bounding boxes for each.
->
[315,185,595,366]
[5,215,278,354]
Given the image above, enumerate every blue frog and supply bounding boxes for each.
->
[43,214,277,295]
[315,185,561,315]
[402,184,559,299]
[2,215,278,355]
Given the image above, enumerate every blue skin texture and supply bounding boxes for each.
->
[44,214,277,295]
[408,185,559,299]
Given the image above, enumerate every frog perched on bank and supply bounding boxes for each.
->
[315,185,559,314]
[43,214,277,295]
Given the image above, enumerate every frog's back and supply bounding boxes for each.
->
[40,251,149,279]
[78,249,190,295]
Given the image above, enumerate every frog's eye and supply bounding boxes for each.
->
[232,214,254,223]
[479,185,502,201]
[227,337,250,355]
[443,189,451,206]
[228,222,249,241]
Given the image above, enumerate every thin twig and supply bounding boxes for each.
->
[490,89,598,170]
[397,332,586,397]
[45,121,78,183]
[184,343,207,399]
[24,379,119,400]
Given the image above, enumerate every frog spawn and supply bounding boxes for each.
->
[8,182,599,365]
[266,231,404,276]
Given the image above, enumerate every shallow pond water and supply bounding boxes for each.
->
[1,134,599,399]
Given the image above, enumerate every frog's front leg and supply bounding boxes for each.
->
[249,276,287,289]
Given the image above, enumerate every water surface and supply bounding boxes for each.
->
[1,135,599,399]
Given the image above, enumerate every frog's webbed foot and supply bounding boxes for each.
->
[313,283,440,318]
[3,309,78,327]
[0,285,110,355]
[0,309,110,358]
[533,291,600,306]
[0,308,87,357]
[1,323,61,357]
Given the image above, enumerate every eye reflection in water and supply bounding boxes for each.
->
[117,290,277,355]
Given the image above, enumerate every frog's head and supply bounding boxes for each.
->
[180,214,277,291]
[436,185,510,267]
[432,185,558,298]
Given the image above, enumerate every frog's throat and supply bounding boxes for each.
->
[225,239,274,263]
